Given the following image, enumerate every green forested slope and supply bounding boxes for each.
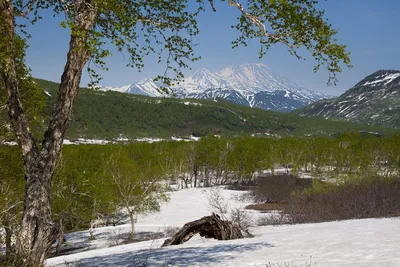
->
[36,79,398,139]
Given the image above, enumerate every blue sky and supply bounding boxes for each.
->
[24,0,400,96]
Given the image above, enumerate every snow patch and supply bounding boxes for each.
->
[44,90,52,97]
[363,73,400,86]
[183,101,202,106]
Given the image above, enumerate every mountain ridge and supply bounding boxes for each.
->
[297,70,400,129]
[30,78,397,141]
[102,63,331,112]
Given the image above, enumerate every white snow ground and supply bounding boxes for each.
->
[46,187,400,267]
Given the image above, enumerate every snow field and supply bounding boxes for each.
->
[46,187,400,267]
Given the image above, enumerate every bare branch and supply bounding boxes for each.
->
[208,0,216,12]
[60,0,74,14]
[1,201,23,215]
[138,17,161,26]
[15,0,35,17]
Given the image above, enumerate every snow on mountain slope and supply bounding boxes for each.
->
[101,84,131,93]
[125,78,165,97]
[102,63,330,112]
[298,70,400,129]
[176,68,228,94]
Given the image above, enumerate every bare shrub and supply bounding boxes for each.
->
[250,175,313,203]
[257,213,290,226]
[230,208,254,233]
[232,191,254,203]
[266,257,316,267]
[162,226,180,237]
[226,179,257,191]
[286,177,400,224]
[120,232,165,245]
[206,188,229,214]
[207,188,253,236]
[107,228,172,248]
[62,259,83,267]
[106,229,125,247]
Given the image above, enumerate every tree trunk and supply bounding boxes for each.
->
[89,222,96,240]
[17,164,58,265]
[204,167,210,187]
[4,219,14,258]
[1,0,98,265]
[56,219,65,255]
[193,167,198,188]
[129,212,136,240]
[184,175,189,188]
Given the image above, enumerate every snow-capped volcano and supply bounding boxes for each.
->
[102,63,330,112]
[180,68,228,93]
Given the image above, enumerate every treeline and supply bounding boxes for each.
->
[1,133,400,254]
[34,78,397,139]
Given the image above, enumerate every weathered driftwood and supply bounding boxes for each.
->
[162,213,244,247]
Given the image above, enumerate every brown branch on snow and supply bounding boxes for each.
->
[227,0,302,59]
[162,213,244,247]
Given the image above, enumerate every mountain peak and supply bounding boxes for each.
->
[240,62,269,69]
[298,69,400,129]
[103,63,329,112]
[192,68,213,78]
[219,63,270,76]
[101,84,131,93]
[356,69,400,87]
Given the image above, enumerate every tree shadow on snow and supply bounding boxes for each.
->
[75,241,274,266]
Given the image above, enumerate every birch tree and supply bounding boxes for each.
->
[108,146,168,239]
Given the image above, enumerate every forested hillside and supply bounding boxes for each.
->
[37,79,397,140]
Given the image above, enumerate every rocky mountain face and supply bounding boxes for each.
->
[102,63,330,112]
[297,70,400,129]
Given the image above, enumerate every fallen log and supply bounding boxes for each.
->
[162,213,244,247]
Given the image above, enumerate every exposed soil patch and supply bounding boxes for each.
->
[245,203,283,212]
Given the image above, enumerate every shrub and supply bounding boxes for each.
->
[256,213,290,226]
[286,177,400,223]
[163,227,180,237]
[226,179,257,191]
[230,208,255,232]
[250,174,313,203]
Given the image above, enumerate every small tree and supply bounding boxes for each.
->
[51,145,116,246]
[108,146,169,239]
[184,142,200,187]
